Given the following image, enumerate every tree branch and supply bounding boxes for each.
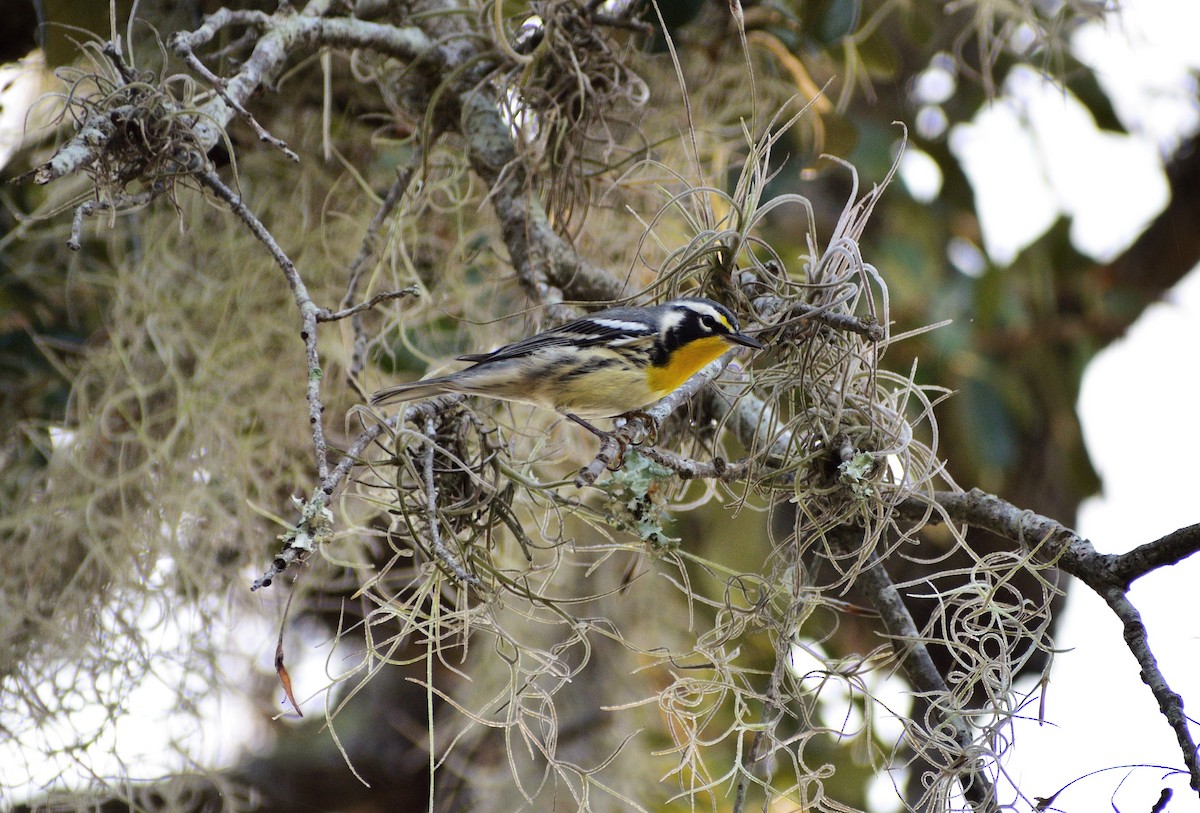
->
[1101,587,1199,793]
[170,6,435,155]
[831,529,997,812]
[197,170,331,484]
[34,7,438,188]
[251,394,465,590]
[895,489,1200,793]
[459,89,626,318]
[1108,523,1200,587]
[315,286,420,322]
[892,490,1115,589]
[699,380,1200,795]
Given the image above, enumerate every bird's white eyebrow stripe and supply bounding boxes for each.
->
[678,301,731,328]
[589,318,654,333]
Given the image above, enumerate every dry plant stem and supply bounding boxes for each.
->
[353,0,391,18]
[832,531,996,812]
[197,170,329,483]
[422,415,480,585]
[41,7,624,318]
[754,295,886,342]
[573,353,737,488]
[897,489,1200,794]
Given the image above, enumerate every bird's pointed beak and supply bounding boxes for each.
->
[728,331,764,350]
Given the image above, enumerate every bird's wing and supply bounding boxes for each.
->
[456,314,655,364]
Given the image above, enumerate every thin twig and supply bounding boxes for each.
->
[253,395,464,589]
[252,493,333,591]
[340,152,428,380]
[636,447,750,482]
[590,13,654,33]
[100,41,140,85]
[198,170,330,483]
[173,39,299,161]
[166,9,434,154]
[340,153,427,311]
[68,190,159,250]
[1101,588,1199,793]
[316,286,420,322]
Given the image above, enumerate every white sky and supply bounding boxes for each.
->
[1002,268,1200,811]
[945,0,1200,808]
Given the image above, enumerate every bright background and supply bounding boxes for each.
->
[933,0,1200,808]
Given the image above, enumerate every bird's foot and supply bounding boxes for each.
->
[604,412,660,470]
[616,410,659,447]
[565,411,658,474]
[606,435,630,471]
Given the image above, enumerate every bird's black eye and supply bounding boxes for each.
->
[701,314,720,332]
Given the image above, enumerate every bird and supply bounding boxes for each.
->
[369,297,764,435]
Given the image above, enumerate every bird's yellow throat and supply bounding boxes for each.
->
[646,335,731,396]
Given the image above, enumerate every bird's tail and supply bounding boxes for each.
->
[369,376,459,406]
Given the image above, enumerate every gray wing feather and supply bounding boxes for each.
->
[457,309,654,364]
[369,376,459,406]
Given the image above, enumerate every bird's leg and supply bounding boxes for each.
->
[564,412,629,470]
[564,412,607,438]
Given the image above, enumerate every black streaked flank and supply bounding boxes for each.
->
[555,355,621,382]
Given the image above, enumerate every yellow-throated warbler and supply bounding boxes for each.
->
[370,297,763,432]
